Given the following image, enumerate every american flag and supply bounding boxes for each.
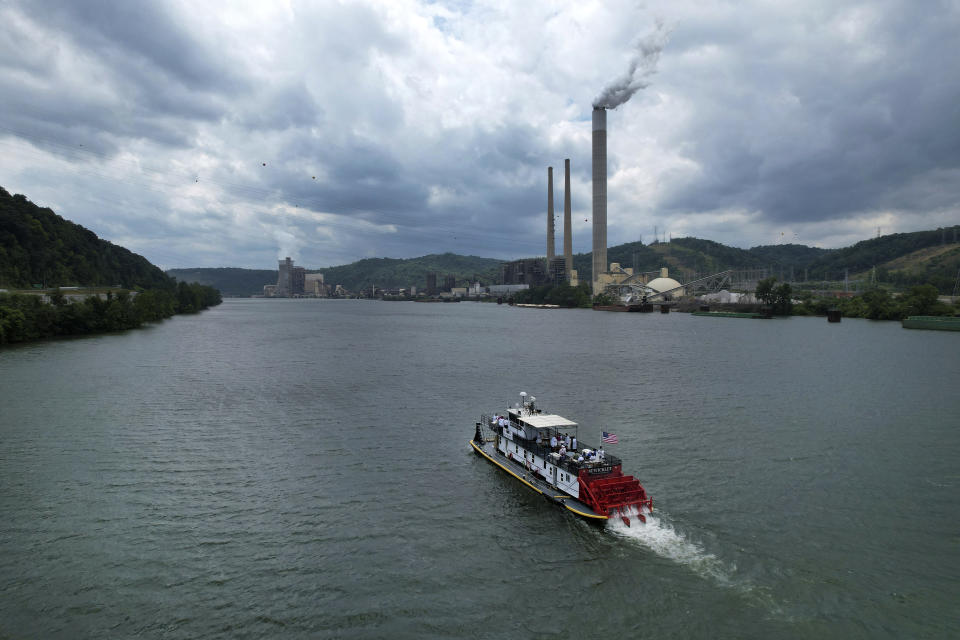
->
[602,431,618,444]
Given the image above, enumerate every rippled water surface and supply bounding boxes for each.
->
[1,299,958,638]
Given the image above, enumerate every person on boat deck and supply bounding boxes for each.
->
[559,444,567,460]
[598,447,605,460]
[550,434,557,450]
[571,435,577,450]
[535,433,542,446]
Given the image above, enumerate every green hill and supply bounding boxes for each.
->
[164,268,278,297]
[319,253,502,291]
[166,227,960,297]
[747,243,829,269]
[0,187,221,344]
[875,243,960,293]
[803,228,960,287]
[568,231,956,292]
[569,238,827,282]
[168,253,503,297]
[0,187,172,290]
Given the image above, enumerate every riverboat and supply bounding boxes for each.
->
[470,392,653,526]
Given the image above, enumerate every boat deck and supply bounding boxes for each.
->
[469,438,608,522]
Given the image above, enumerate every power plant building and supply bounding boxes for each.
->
[549,256,567,286]
[291,266,306,296]
[501,259,549,286]
[277,257,294,296]
[304,272,327,297]
[265,257,329,297]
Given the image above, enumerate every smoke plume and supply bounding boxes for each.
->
[274,228,302,261]
[593,21,670,109]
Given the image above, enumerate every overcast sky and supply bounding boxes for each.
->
[1,0,958,269]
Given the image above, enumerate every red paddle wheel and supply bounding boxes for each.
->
[578,466,653,526]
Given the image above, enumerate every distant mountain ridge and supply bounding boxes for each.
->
[169,225,959,297]
[168,253,503,296]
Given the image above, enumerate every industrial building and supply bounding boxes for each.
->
[304,272,325,296]
[264,257,331,297]
[276,257,293,296]
[538,106,711,303]
[501,258,549,287]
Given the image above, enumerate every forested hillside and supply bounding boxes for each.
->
[168,225,959,297]
[0,187,221,344]
[567,232,956,292]
[319,253,502,291]
[165,268,278,297]
[0,187,171,289]
[569,238,826,282]
[169,253,503,296]
[803,228,960,290]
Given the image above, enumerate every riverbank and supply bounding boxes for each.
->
[0,283,221,345]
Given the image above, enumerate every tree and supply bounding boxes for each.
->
[755,277,777,306]
[861,287,897,320]
[592,291,617,306]
[773,283,793,315]
[900,284,941,316]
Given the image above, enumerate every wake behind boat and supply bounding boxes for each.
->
[470,392,652,526]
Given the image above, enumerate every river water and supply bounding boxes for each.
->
[1,299,958,639]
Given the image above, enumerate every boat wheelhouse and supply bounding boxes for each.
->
[470,392,652,526]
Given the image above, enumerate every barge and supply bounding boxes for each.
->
[902,315,960,331]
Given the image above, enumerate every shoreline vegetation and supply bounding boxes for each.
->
[750,277,958,320]
[1,187,221,345]
[0,283,221,345]
[508,277,959,321]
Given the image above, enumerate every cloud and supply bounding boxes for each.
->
[0,0,958,271]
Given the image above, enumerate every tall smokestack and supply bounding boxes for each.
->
[563,158,572,281]
[546,167,555,265]
[592,107,607,294]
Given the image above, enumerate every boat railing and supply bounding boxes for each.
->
[479,414,621,471]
